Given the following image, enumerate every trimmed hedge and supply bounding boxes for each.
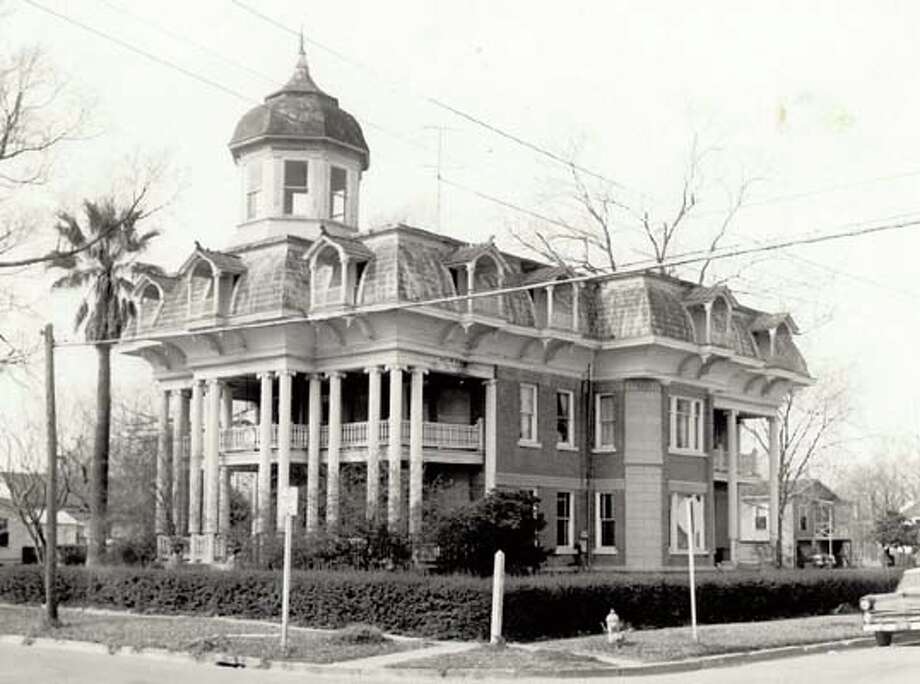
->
[0,565,901,641]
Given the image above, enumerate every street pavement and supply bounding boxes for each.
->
[2,639,920,683]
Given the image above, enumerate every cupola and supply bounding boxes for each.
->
[227,39,369,244]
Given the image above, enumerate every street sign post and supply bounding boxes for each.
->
[279,486,298,652]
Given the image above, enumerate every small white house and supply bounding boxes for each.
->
[0,489,86,565]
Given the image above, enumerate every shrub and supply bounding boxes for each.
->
[254,525,412,571]
[0,565,903,641]
[104,533,157,567]
[332,623,386,644]
[434,490,548,576]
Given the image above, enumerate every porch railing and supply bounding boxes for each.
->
[218,419,483,453]
[713,448,760,478]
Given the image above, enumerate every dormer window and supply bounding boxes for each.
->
[246,161,262,220]
[329,166,347,221]
[283,160,308,215]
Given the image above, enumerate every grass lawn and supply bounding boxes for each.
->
[395,644,617,673]
[0,605,426,663]
[539,614,865,663]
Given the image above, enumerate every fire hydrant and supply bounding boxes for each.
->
[603,608,624,646]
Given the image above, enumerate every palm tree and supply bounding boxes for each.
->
[48,196,161,565]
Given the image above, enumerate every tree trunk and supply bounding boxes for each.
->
[86,343,111,566]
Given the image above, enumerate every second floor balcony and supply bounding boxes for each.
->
[217,418,483,454]
[713,448,760,480]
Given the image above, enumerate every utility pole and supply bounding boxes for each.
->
[42,323,59,628]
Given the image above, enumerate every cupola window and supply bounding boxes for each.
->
[283,160,309,215]
[246,161,262,220]
[329,166,348,221]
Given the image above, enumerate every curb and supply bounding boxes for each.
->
[0,632,887,679]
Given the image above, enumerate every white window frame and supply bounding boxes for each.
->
[518,383,540,447]
[245,160,262,220]
[754,505,768,531]
[670,492,707,554]
[594,492,617,554]
[555,491,574,553]
[669,396,705,455]
[0,516,7,548]
[594,393,617,451]
[329,165,348,221]
[555,389,575,450]
[282,159,309,215]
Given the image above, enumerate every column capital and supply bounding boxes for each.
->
[410,365,429,377]
[276,369,296,378]
[256,370,275,381]
[385,364,407,373]
[484,377,497,387]
[363,365,383,375]
[325,370,346,380]
[308,372,324,382]
[205,377,222,388]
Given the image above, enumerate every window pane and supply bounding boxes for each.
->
[601,421,615,446]
[556,392,571,444]
[329,166,347,221]
[556,493,570,547]
[520,414,532,441]
[601,520,615,547]
[599,395,615,421]
[284,160,308,187]
[247,160,262,189]
[520,385,534,413]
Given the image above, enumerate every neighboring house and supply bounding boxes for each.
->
[739,478,852,567]
[123,45,812,570]
[0,494,86,565]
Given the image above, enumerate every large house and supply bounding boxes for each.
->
[124,46,811,570]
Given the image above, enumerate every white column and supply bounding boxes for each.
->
[257,372,273,536]
[188,380,204,535]
[172,390,190,536]
[409,367,426,538]
[546,284,555,327]
[155,387,171,536]
[572,283,581,332]
[387,365,405,531]
[727,410,739,563]
[365,366,382,523]
[221,386,233,429]
[704,301,713,344]
[203,379,221,538]
[276,370,293,528]
[465,263,475,314]
[326,371,344,532]
[484,379,497,492]
[306,374,322,533]
[768,415,781,562]
[219,466,231,534]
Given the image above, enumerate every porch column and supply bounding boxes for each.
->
[326,371,344,532]
[768,415,781,561]
[465,263,474,314]
[387,365,405,531]
[257,372,273,536]
[203,379,221,539]
[276,370,293,528]
[306,374,322,533]
[727,409,739,563]
[219,467,231,534]
[171,389,190,535]
[188,380,204,535]
[572,283,581,332]
[484,378,497,492]
[155,387,172,536]
[408,366,426,539]
[365,366,382,523]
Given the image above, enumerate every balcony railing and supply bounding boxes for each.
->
[713,448,760,479]
[218,419,483,453]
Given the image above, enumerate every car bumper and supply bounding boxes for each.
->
[863,621,920,633]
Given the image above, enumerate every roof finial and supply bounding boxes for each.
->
[299,25,305,57]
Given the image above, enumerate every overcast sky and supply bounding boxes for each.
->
[3,0,920,464]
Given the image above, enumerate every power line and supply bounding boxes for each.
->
[228,0,626,191]
[52,212,920,349]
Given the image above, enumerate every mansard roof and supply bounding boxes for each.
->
[127,223,807,372]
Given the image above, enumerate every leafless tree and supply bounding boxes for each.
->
[746,374,850,566]
[511,132,760,284]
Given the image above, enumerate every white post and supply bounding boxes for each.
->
[326,371,344,533]
[686,495,699,643]
[276,370,293,528]
[727,410,739,564]
[257,372,273,536]
[279,486,297,653]
[365,366,382,523]
[155,387,171,536]
[306,374,322,533]
[204,379,221,541]
[172,390,190,536]
[188,380,204,536]
[490,550,505,645]
[769,416,781,565]
[409,367,426,539]
[387,365,404,531]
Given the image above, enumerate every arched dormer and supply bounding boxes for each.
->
[179,244,246,321]
[444,241,509,317]
[683,285,739,347]
[131,275,167,331]
[303,231,373,309]
[750,312,800,361]
[518,265,578,330]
